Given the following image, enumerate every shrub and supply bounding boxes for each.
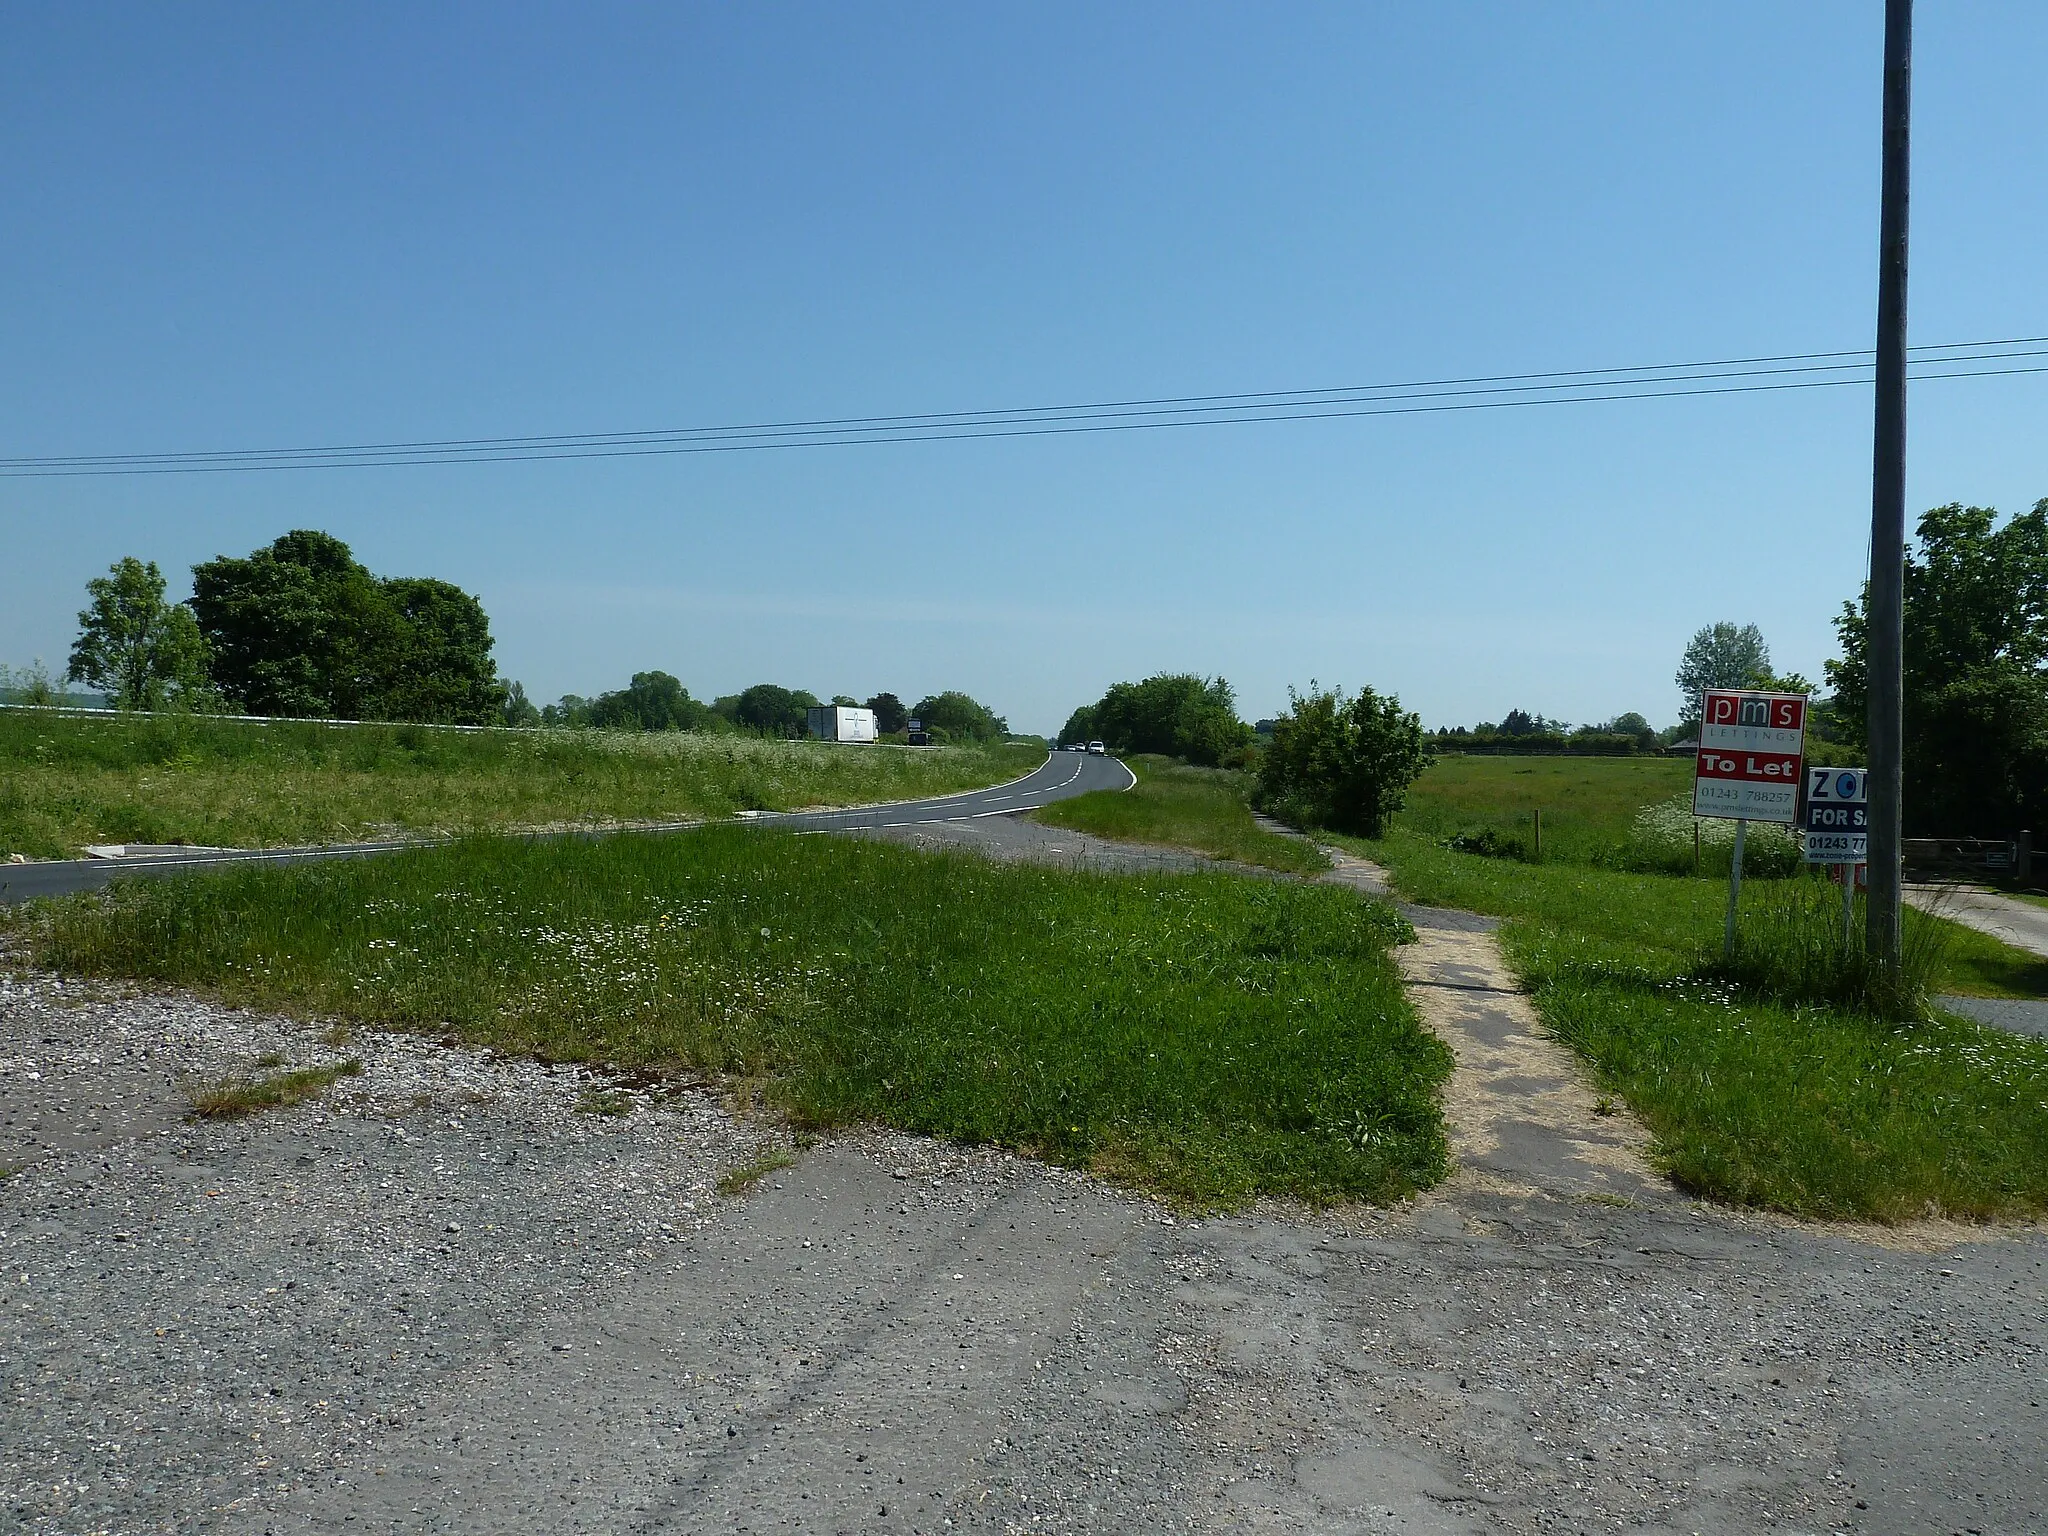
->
[1255,684,1430,838]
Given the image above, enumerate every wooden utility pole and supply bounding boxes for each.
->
[1867,0,1912,969]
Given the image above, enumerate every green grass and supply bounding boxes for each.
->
[1334,827,2048,1221]
[716,1148,798,1196]
[184,1059,364,1119]
[1031,755,1329,874]
[0,710,1042,859]
[12,826,1447,1208]
[1393,754,1694,865]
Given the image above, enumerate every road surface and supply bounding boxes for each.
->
[0,749,1133,905]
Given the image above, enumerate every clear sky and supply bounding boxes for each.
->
[4,3,2044,734]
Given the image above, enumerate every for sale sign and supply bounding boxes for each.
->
[1802,766,1868,863]
[1691,690,1807,823]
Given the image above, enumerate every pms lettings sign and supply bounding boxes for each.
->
[1692,690,1808,824]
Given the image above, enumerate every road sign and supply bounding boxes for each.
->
[1802,765,1869,864]
[1691,690,1808,823]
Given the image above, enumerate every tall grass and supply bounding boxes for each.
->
[1702,876,1953,1020]
[12,827,1447,1208]
[0,711,1042,858]
[1031,755,1328,874]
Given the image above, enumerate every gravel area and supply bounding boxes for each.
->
[6,958,2048,1535]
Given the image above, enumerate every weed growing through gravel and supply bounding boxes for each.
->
[0,710,1043,858]
[577,1087,635,1117]
[716,1148,797,1196]
[16,827,1446,1208]
[1032,755,1328,874]
[185,1059,364,1120]
[1335,827,2048,1221]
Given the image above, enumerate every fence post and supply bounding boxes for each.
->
[2018,830,2033,887]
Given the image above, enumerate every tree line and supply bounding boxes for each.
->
[530,676,1008,743]
[54,528,1012,741]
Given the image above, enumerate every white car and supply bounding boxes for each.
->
[1086,740,1106,755]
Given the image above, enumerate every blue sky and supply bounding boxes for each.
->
[4,2,2044,734]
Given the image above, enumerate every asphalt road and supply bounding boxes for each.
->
[0,748,1133,905]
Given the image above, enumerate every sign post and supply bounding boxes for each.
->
[1693,691,1809,957]
[1803,766,1870,943]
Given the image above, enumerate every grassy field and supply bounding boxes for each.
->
[1396,754,1693,861]
[0,710,1043,859]
[1336,821,2048,1220]
[1393,754,1821,876]
[10,826,1447,1208]
[1030,755,1329,874]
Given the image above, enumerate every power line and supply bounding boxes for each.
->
[3,335,2043,478]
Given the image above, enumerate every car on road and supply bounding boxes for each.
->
[1087,740,1106,755]
[1065,743,1085,752]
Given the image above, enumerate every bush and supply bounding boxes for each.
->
[1255,684,1430,838]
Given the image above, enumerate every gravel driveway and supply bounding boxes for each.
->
[9,815,2048,1536]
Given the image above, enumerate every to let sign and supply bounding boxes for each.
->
[1692,690,1807,823]
[1802,766,1868,864]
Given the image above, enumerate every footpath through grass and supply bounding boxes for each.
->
[1337,824,2048,1221]
[12,826,1446,1208]
[1031,755,1329,874]
[0,710,1042,859]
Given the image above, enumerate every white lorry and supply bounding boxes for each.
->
[806,705,878,744]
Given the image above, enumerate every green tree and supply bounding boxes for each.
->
[1675,622,1771,721]
[1254,683,1430,837]
[1,659,62,707]
[913,690,1007,743]
[1830,500,2048,836]
[190,531,387,716]
[375,577,504,725]
[1061,673,1251,764]
[66,557,212,711]
[588,671,711,731]
[865,692,909,734]
[189,530,501,723]
[500,680,541,727]
[721,682,818,736]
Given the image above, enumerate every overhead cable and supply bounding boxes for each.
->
[3,335,2043,477]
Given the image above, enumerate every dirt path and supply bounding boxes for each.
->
[1286,835,1668,1205]
[1909,881,2048,958]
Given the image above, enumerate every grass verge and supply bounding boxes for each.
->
[0,710,1043,859]
[1031,755,1329,874]
[185,1059,364,1120]
[1335,827,2048,1221]
[13,826,1445,1208]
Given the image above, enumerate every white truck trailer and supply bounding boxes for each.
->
[806,705,878,743]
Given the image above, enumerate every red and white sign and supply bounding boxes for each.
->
[1691,690,1807,823]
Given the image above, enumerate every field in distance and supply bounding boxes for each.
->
[0,711,1045,860]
